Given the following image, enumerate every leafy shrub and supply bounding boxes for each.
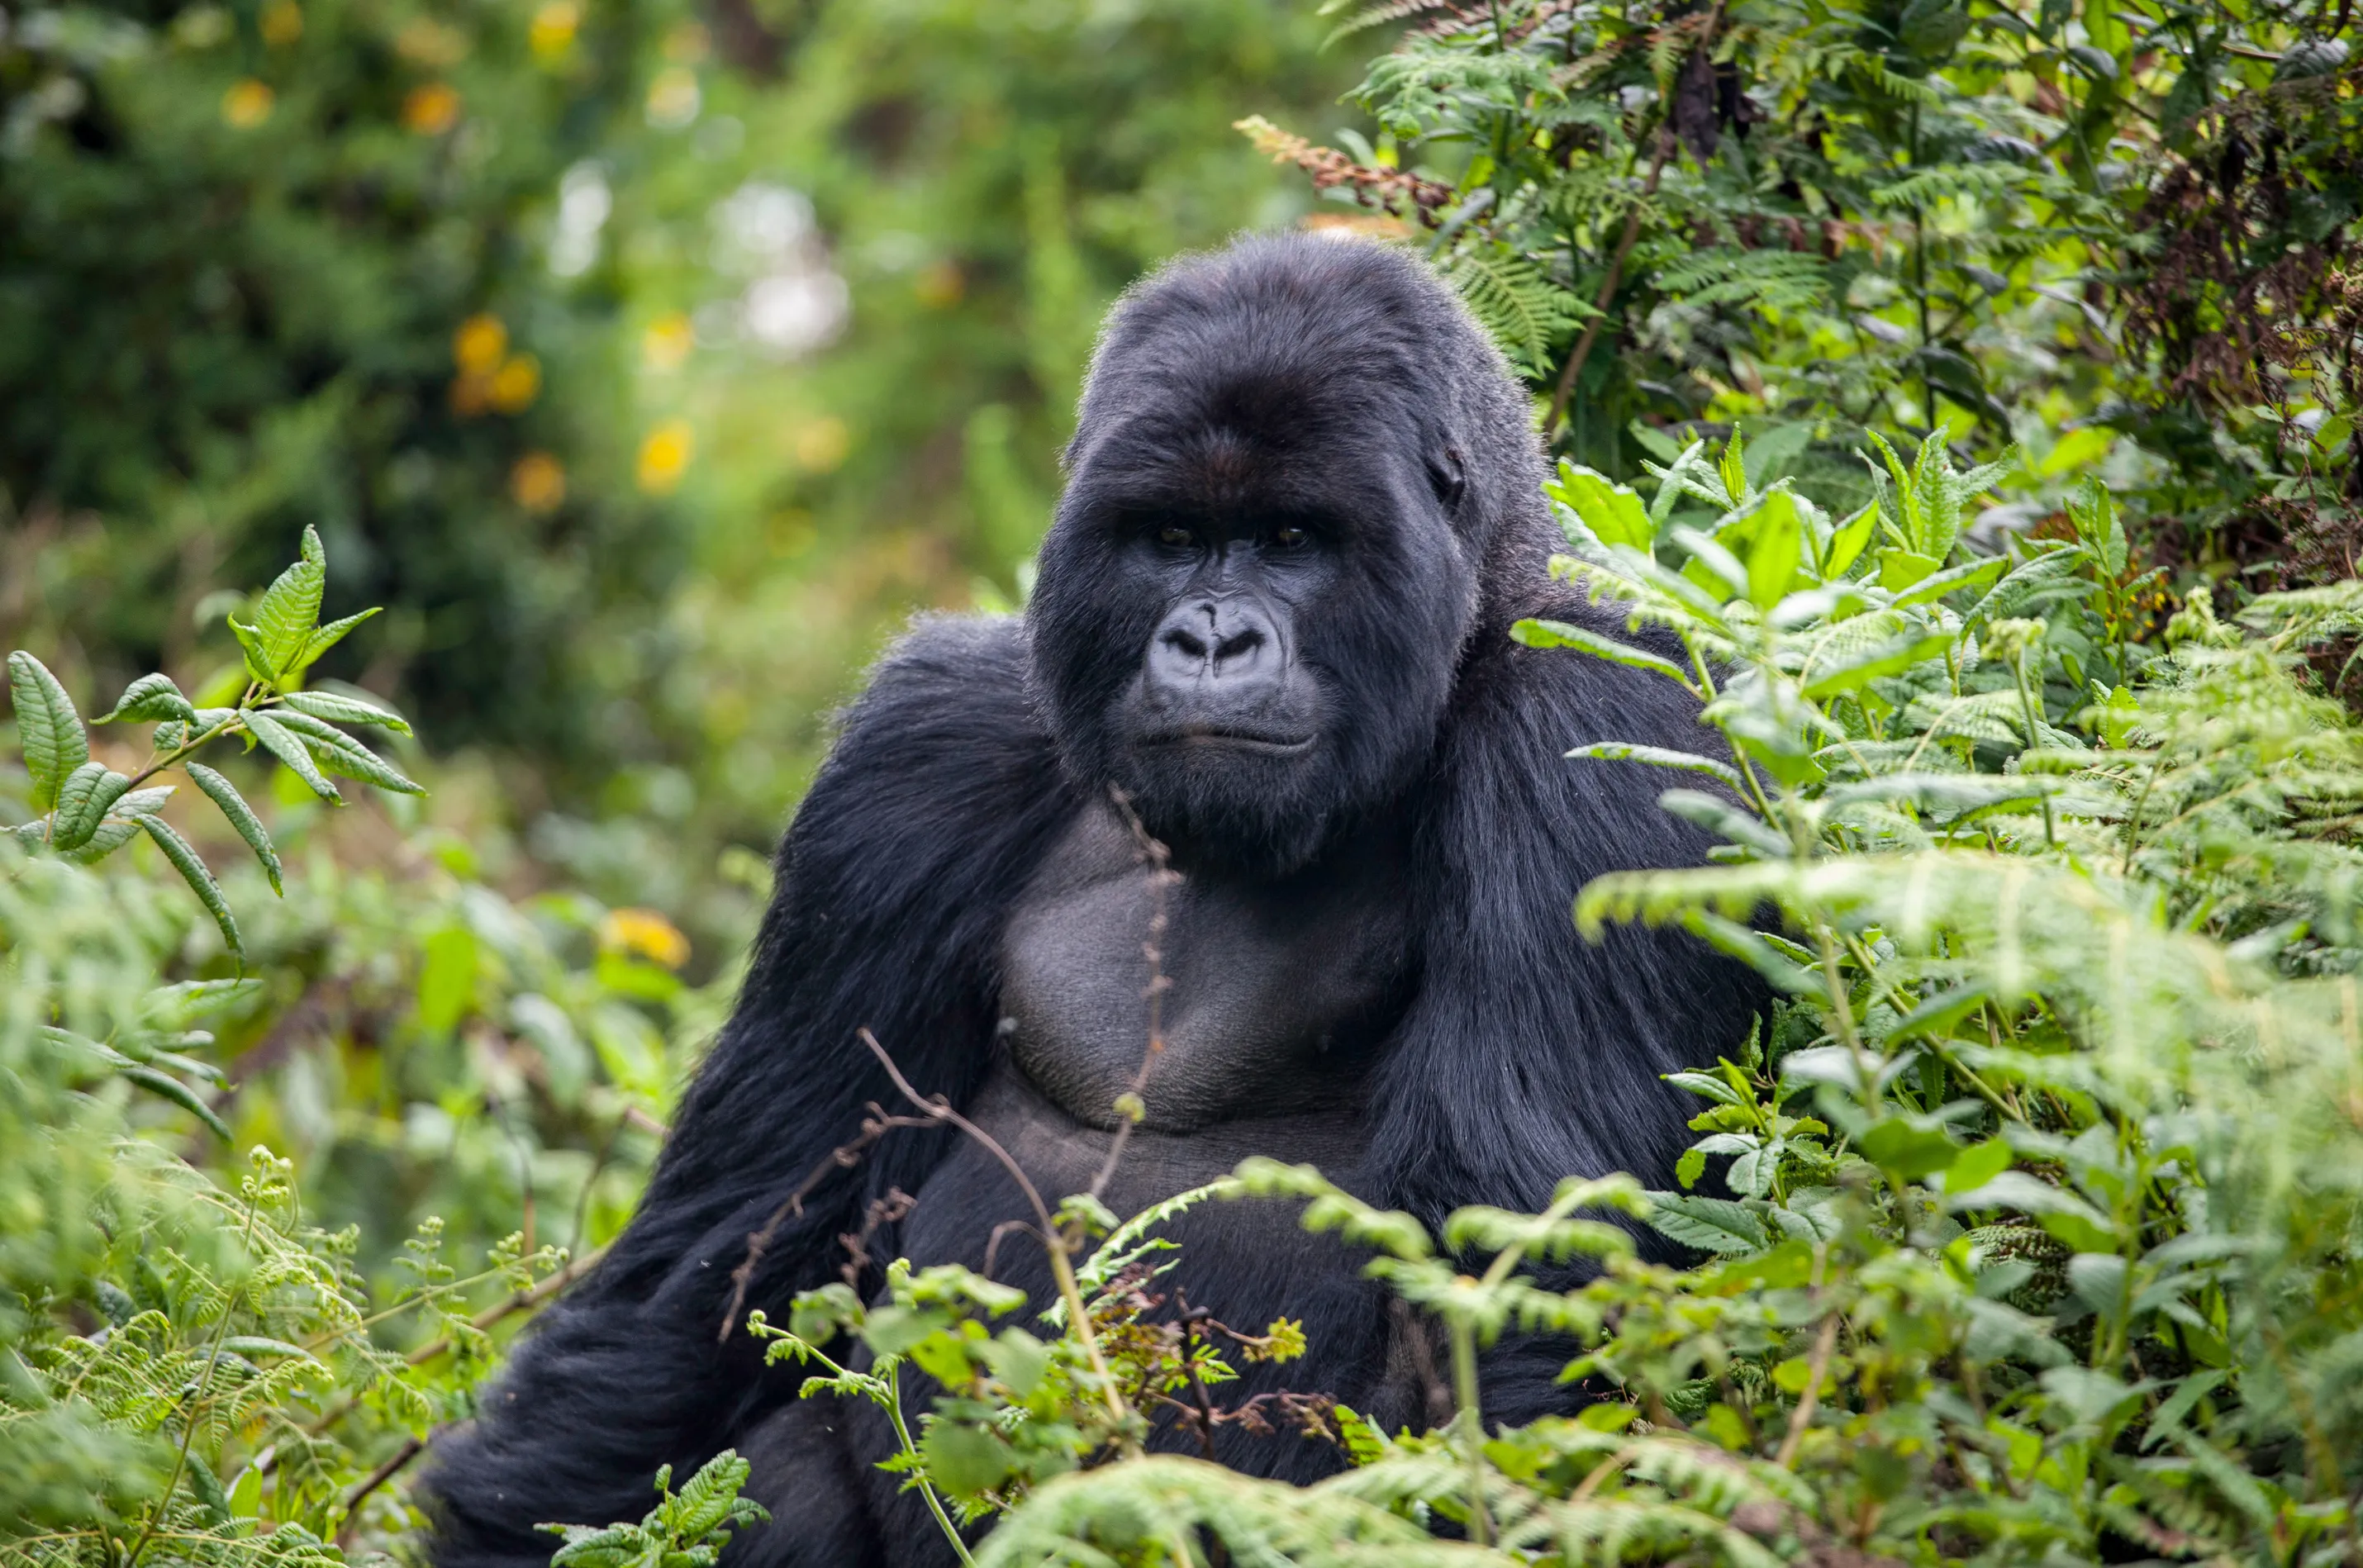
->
[0,534,734,1560]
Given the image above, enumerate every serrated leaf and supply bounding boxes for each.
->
[253,525,328,679]
[292,607,382,676]
[140,815,244,962]
[63,817,147,863]
[1548,463,1654,550]
[1890,554,2006,608]
[187,763,283,895]
[114,786,176,819]
[1801,632,1952,698]
[9,652,88,810]
[244,710,341,801]
[1567,742,1745,791]
[1511,620,1691,685]
[97,672,198,725]
[51,764,133,852]
[298,722,426,796]
[281,687,412,735]
[227,615,278,687]
[1643,1192,1771,1254]
[120,1065,232,1140]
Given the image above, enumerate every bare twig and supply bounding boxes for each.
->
[857,1029,1137,1445]
[1089,786,1181,1202]
[719,1103,939,1342]
[335,1436,424,1547]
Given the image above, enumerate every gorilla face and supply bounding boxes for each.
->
[1028,242,1492,875]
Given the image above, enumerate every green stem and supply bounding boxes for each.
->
[1450,1320,1491,1547]
[880,1364,979,1568]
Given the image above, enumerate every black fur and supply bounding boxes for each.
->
[422,234,1760,1567]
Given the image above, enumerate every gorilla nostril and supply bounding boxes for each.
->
[1214,627,1266,666]
[1162,627,1210,662]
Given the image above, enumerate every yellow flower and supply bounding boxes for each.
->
[644,67,699,129]
[637,421,694,494]
[913,259,965,310]
[488,353,541,413]
[453,313,506,374]
[221,78,274,127]
[259,0,302,45]
[600,907,690,971]
[402,82,461,135]
[792,415,850,475]
[641,311,694,373]
[529,0,578,59]
[395,17,467,65]
[510,452,565,512]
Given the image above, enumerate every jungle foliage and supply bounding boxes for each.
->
[9,0,2363,1561]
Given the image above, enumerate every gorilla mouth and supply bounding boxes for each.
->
[1143,726,1317,756]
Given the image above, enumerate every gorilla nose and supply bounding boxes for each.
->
[1146,598,1285,706]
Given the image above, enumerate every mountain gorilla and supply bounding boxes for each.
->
[424,234,1758,1566]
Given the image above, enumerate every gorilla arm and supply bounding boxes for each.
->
[423,616,1077,1568]
[1365,589,1766,1403]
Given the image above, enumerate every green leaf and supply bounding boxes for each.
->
[1745,491,1804,610]
[244,710,341,801]
[1858,1117,1961,1181]
[268,710,425,795]
[1510,620,1690,685]
[227,615,278,687]
[919,1421,1016,1499]
[1567,741,1744,791]
[1547,463,1654,550]
[416,924,479,1033]
[139,816,244,962]
[187,763,283,895]
[280,687,412,735]
[1942,1137,2014,1195]
[1877,549,1940,592]
[97,672,197,725]
[1824,502,1879,577]
[120,1065,232,1140]
[1801,632,1953,698]
[253,525,328,679]
[1642,1192,1771,1254]
[9,651,88,811]
[292,608,383,676]
[1890,554,2007,609]
[51,763,133,853]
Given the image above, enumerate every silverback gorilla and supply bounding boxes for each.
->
[424,234,1761,1565]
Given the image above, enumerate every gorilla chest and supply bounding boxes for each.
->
[996,805,1414,1138]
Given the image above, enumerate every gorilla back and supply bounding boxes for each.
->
[422,234,1762,1567]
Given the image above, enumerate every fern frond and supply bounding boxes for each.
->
[1438,242,1585,377]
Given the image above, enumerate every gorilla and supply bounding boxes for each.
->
[425,233,1758,1566]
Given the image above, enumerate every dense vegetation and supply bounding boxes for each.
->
[4,0,2361,1561]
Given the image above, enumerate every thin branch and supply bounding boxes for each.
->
[1775,1311,1841,1467]
[718,1104,938,1342]
[407,1241,611,1366]
[335,1436,424,1548]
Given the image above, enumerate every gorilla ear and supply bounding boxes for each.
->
[1427,446,1468,516]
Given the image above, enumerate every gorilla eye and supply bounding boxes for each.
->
[1271,525,1310,549]
[1157,525,1196,549]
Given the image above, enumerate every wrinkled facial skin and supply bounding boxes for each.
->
[1029,402,1480,877]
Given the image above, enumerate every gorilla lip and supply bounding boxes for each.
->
[1144,726,1316,755]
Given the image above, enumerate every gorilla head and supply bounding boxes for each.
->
[1025,235,1554,874]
